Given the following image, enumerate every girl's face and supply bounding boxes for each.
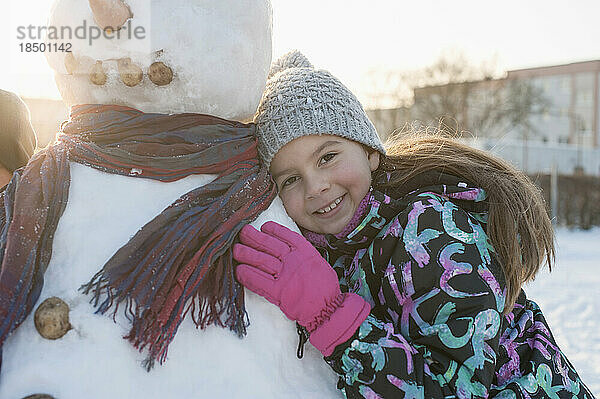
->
[270,135,380,235]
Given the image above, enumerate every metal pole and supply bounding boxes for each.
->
[575,115,584,175]
[551,161,558,226]
[522,127,528,173]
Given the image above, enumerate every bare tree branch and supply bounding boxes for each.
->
[365,53,549,139]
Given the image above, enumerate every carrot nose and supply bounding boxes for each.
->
[88,0,133,31]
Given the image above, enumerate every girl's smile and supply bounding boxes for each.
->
[313,194,345,216]
[270,135,379,235]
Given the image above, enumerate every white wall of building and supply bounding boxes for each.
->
[469,137,600,176]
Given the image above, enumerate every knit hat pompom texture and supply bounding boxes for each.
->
[268,51,313,78]
[255,50,385,168]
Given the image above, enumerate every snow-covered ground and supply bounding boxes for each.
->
[524,227,600,396]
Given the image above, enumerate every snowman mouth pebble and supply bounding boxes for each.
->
[66,55,174,87]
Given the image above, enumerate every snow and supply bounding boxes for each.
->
[45,0,273,119]
[524,227,600,396]
[0,164,339,398]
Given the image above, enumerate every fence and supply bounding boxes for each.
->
[473,138,600,177]
[531,173,600,229]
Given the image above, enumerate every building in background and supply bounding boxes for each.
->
[508,60,599,147]
[366,106,411,141]
[367,60,600,176]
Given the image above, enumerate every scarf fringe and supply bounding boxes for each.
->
[79,166,274,370]
[80,247,250,372]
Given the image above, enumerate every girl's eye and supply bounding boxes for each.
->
[281,176,299,188]
[319,152,337,165]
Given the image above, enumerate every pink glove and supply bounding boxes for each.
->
[233,221,371,356]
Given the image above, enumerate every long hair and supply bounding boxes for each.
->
[373,128,554,313]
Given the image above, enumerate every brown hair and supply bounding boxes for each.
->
[374,128,554,313]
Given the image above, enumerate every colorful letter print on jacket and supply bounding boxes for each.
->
[305,184,594,398]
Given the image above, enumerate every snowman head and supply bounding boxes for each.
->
[45,0,272,120]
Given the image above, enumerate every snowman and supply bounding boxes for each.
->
[0,0,339,397]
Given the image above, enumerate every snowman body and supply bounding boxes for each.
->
[0,0,340,397]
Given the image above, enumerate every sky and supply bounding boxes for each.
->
[2,0,599,107]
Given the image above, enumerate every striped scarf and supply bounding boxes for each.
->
[0,104,276,369]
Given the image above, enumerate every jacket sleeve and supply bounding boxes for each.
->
[324,194,506,399]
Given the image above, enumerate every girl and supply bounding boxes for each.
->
[233,51,595,398]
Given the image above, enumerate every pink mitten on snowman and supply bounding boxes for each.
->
[233,221,371,356]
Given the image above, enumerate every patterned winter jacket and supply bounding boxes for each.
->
[304,180,594,399]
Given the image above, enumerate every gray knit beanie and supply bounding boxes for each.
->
[254,50,385,168]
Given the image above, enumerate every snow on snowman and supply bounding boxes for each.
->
[0,0,340,397]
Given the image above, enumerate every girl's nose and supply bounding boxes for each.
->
[305,177,330,199]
